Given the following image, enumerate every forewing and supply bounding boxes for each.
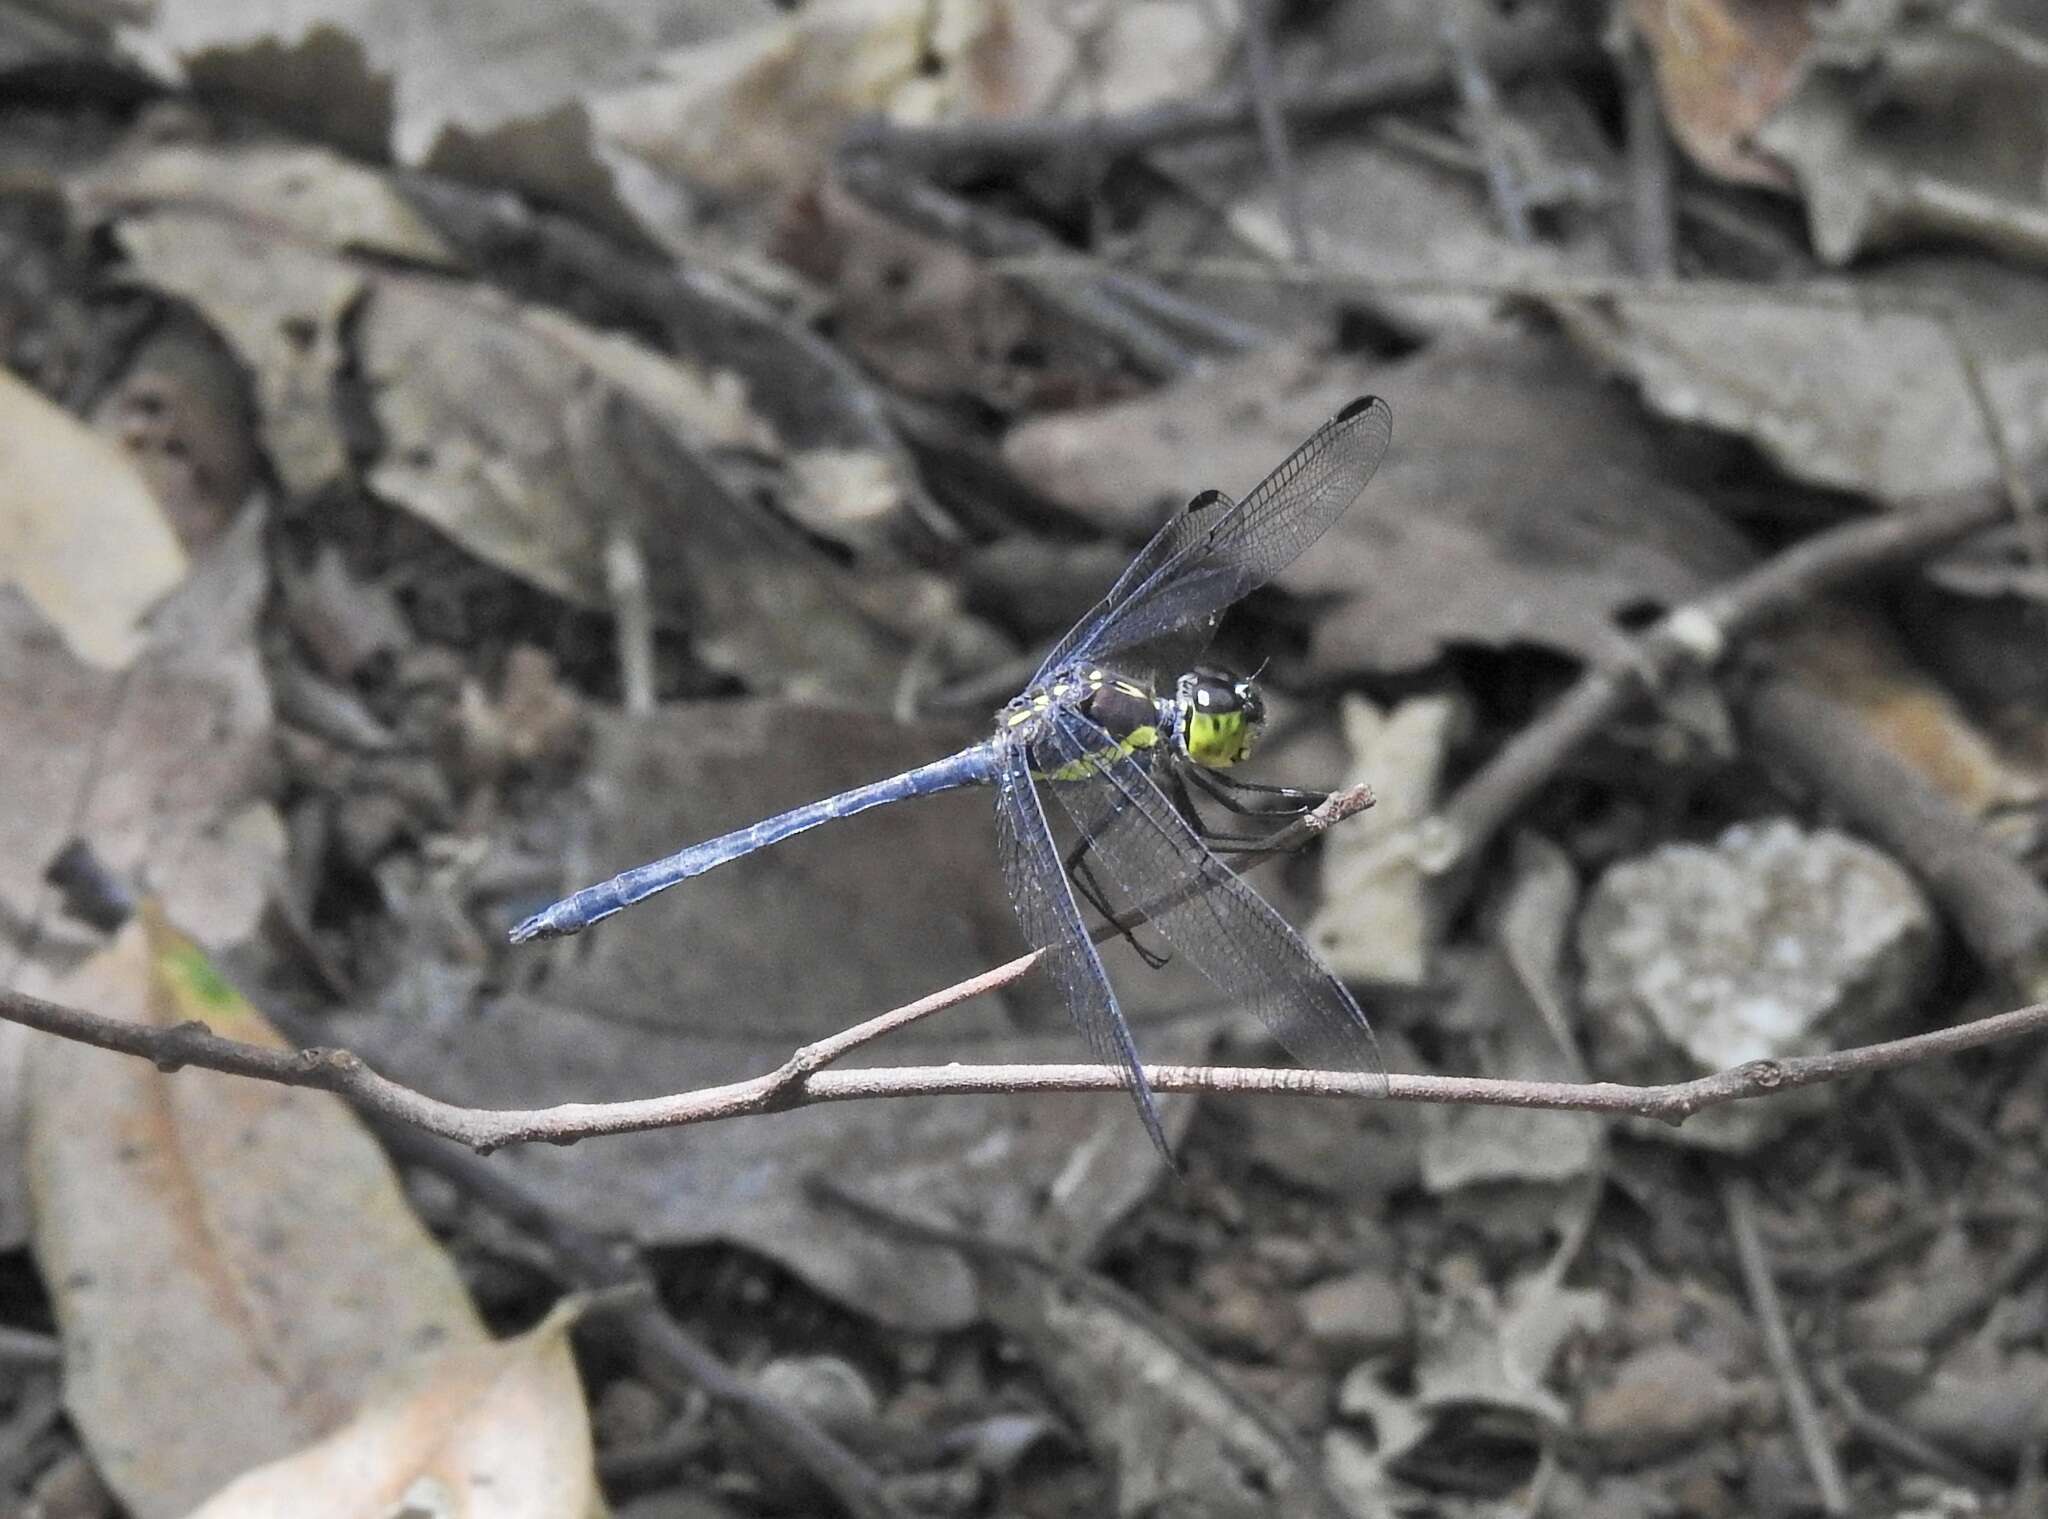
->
[1041,709,1385,1081]
[1032,488,1234,684]
[992,741,1172,1154]
[1038,396,1392,677]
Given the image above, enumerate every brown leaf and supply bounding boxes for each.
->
[187,1301,602,1519]
[100,185,952,701]
[1628,0,1810,189]
[1754,5,2048,266]
[28,912,487,1519]
[1561,257,2048,503]
[0,369,186,669]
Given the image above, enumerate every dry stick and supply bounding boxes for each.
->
[1238,0,1309,263]
[1817,1362,1996,1492]
[4,977,2048,1152]
[833,154,1204,379]
[1612,21,1676,279]
[842,27,1597,176]
[1441,0,1533,245]
[1741,671,2048,995]
[1722,1175,1852,1515]
[1439,478,2027,878]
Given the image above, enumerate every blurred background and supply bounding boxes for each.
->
[3,0,2048,1514]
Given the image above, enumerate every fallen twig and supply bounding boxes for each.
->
[1610,12,1676,278]
[1722,1174,1851,1514]
[1239,0,1309,262]
[840,27,1597,179]
[1741,669,2048,995]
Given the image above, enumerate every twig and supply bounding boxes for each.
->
[1239,0,1309,262]
[603,531,656,718]
[1740,669,2048,995]
[834,154,1201,378]
[1818,1361,1997,1491]
[1439,480,2028,880]
[840,28,1597,178]
[1441,0,1533,245]
[832,152,1279,366]
[0,1327,61,1367]
[1721,1174,1851,1514]
[1611,15,1676,278]
[3,976,2047,1151]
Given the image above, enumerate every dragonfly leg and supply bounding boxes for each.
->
[1183,764,1326,818]
[1167,768,1303,852]
[1065,834,1172,970]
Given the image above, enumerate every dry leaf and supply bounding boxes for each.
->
[99,191,948,701]
[1776,611,2042,817]
[1754,3,2048,266]
[1309,693,1458,986]
[0,504,280,962]
[0,368,186,668]
[115,0,767,237]
[70,140,457,263]
[28,911,488,1519]
[905,1223,1350,1519]
[111,209,360,497]
[1225,112,1624,336]
[188,1301,603,1519]
[1629,0,1810,189]
[1561,257,2048,504]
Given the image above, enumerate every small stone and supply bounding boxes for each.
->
[1578,819,1936,1149]
[1902,1349,2048,1462]
[592,1377,668,1448]
[1298,1269,1411,1361]
[1195,1261,1302,1359]
[755,1354,878,1435]
[1580,1345,1745,1463]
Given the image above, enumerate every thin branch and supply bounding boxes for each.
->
[840,27,1597,178]
[833,154,1204,379]
[1722,1175,1851,1514]
[1441,0,1533,245]
[1239,0,1309,262]
[4,975,2047,1152]
[1818,1361,1997,1491]
[1438,481,2024,877]
[1610,13,1676,278]
[1740,669,2048,994]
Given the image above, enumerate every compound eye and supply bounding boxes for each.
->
[1237,682,1265,722]
[1192,674,1241,713]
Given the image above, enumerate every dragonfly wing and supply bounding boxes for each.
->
[1032,487,1236,684]
[1041,396,1392,676]
[992,741,1173,1155]
[1041,708,1386,1082]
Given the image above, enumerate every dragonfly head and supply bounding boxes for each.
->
[1175,666,1265,768]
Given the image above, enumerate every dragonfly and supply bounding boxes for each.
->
[512,395,1394,1152]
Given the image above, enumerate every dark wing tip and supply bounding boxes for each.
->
[1184,487,1232,516]
[1336,394,1391,426]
